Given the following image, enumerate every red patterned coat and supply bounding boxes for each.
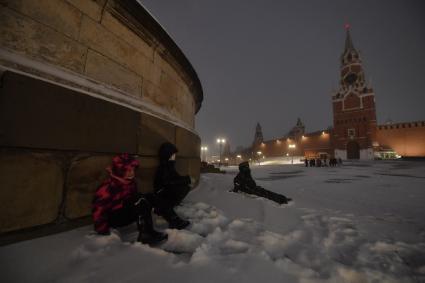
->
[92,173,137,234]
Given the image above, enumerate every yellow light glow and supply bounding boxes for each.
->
[257,151,262,155]
[237,155,242,158]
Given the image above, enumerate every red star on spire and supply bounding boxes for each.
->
[345,23,351,30]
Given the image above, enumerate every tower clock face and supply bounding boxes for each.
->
[344,73,357,85]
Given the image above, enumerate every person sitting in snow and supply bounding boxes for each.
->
[153,142,192,230]
[92,153,168,245]
[231,161,292,204]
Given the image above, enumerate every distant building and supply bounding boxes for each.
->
[250,26,425,161]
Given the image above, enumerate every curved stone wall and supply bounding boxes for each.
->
[0,0,203,238]
[0,0,202,128]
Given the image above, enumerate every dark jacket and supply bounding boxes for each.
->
[233,162,257,193]
[154,142,191,193]
[233,162,290,204]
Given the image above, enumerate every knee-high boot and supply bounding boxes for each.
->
[134,197,168,245]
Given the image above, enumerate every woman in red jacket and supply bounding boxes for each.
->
[92,153,167,245]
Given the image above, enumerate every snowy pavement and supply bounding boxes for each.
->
[1,161,425,283]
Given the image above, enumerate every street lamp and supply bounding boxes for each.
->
[288,144,296,164]
[201,146,208,162]
[216,138,226,167]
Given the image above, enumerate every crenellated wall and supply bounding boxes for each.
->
[0,0,203,239]
[377,121,425,157]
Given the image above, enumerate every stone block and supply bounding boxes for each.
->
[85,49,142,97]
[100,10,154,61]
[142,80,174,113]
[0,71,139,153]
[175,88,195,127]
[64,155,111,219]
[66,0,106,22]
[79,15,152,82]
[136,157,159,193]
[2,0,82,40]
[154,50,181,83]
[159,71,180,101]
[175,127,200,158]
[138,113,176,156]
[0,7,87,73]
[0,151,63,233]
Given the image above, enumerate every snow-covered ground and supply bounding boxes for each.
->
[1,161,425,283]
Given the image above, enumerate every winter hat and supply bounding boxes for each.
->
[158,142,178,162]
[111,153,139,177]
[238,161,250,171]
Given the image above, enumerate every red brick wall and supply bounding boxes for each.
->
[377,122,425,157]
[253,131,333,159]
[332,94,377,150]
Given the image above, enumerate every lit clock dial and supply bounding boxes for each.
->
[344,73,357,85]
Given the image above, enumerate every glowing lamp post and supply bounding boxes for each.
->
[216,138,226,167]
[201,146,208,162]
[288,144,296,164]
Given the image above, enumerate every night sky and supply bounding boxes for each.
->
[139,0,425,153]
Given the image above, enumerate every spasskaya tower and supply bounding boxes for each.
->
[332,25,377,160]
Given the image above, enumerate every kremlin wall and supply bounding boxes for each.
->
[248,28,425,162]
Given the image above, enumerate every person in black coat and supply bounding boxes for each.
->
[152,142,191,229]
[231,162,292,204]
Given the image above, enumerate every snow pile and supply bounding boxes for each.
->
[1,161,425,283]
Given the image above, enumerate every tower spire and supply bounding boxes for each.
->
[344,24,355,51]
[253,122,264,146]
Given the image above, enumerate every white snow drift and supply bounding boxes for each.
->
[1,161,425,283]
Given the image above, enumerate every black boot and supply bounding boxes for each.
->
[160,208,190,230]
[168,215,190,230]
[137,216,168,245]
[276,195,292,205]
